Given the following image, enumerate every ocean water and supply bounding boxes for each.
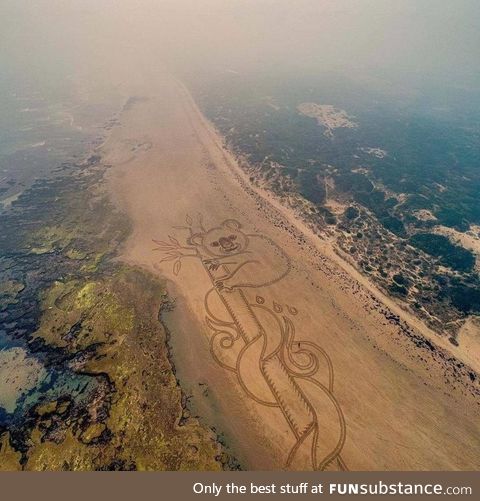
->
[0,72,122,203]
[0,73,122,426]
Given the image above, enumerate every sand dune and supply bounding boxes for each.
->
[104,72,479,471]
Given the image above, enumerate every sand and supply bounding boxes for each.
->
[104,72,480,471]
[297,103,357,138]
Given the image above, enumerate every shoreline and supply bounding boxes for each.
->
[0,104,225,470]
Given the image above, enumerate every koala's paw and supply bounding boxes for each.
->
[204,259,220,271]
[214,280,233,293]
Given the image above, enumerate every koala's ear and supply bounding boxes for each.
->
[188,233,204,247]
[223,219,242,231]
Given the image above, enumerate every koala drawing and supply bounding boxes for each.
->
[188,219,291,292]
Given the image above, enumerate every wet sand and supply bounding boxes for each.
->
[104,72,480,470]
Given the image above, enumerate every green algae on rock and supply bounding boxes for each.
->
[24,267,223,471]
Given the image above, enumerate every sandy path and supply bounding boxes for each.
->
[104,72,479,471]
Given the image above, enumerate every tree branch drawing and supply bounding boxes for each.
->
[152,214,199,275]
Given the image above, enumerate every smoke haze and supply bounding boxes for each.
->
[2,0,479,93]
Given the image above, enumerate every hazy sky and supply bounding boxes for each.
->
[1,0,479,91]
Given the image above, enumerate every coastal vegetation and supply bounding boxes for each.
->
[192,72,480,336]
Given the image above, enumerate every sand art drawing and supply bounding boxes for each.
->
[154,215,348,470]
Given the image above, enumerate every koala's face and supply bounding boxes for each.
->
[191,219,248,257]
[204,228,247,256]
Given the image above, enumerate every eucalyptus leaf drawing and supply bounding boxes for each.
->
[173,259,182,276]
